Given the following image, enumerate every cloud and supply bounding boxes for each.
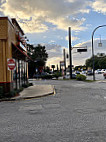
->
[43,44,64,67]
[49,40,56,44]
[1,0,91,33]
[65,36,79,41]
[72,39,106,65]
[38,39,106,67]
[92,0,106,14]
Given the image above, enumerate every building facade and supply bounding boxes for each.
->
[0,17,31,94]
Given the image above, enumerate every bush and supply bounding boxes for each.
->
[22,83,33,88]
[9,90,17,97]
[76,74,86,81]
[0,86,4,98]
[9,87,24,98]
[18,87,24,92]
[53,72,62,79]
[28,83,33,86]
[41,75,53,79]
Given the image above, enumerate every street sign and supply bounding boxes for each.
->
[77,48,87,52]
[7,59,16,70]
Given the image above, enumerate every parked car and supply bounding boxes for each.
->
[65,73,76,79]
[95,69,102,74]
[33,73,41,78]
[72,73,77,79]
[75,71,80,74]
[101,69,106,73]
[81,70,87,74]
[103,72,106,79]
[86,70,93,75]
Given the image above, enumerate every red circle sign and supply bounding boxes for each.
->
[7,59,16,70]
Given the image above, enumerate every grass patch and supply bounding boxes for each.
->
[84,80,95,82]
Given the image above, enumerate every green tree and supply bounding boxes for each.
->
[98,57,106,69]
[44,66,51,73]
[27,44,48,78]
[85,53,106,70]
[74,65,87,71]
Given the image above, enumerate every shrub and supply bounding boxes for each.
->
[0,86,4,98]
[53,72,62,79]
[41,75,53,79]
[28,83,33,86]
[76,74,86,81]
[22,84,29,88]
[18,87,24,92]
[9,90,17,97]
[22,83,33,88]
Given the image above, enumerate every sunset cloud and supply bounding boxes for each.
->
[65,36,79,41]
[72,39,106,65]
[92,0,106,14]
[1,0,91,33]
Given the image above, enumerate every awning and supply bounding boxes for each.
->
[12,43,33,61]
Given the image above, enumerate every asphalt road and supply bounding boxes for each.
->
[1,80,106,142]
[86,73,104,80]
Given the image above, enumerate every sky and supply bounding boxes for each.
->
[0,0,106,68]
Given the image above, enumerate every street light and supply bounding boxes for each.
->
[92,25,106,81]
[98,35,102,47]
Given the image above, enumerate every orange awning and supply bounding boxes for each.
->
[12,43,33,61]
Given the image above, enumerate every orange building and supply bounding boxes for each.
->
[0,17,31,94]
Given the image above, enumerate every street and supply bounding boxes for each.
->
[86,73,105,80]
[1,80,106,141]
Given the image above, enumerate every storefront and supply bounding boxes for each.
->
[0,17,31,94]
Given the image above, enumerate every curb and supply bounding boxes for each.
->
[0,85,55,102]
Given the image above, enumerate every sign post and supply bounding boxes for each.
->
[7,59,16,84]
[7,59,16,71]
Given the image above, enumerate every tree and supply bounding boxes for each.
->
[27,44,48,78]
[85,53,106,70]
[74,65,87,71]
[44,66,51,74]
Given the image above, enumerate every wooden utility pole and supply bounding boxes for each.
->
[63,49,66,75]
[69,27,72,79]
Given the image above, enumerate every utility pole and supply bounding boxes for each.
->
[63,49,66,75]
[57,64,59,71]
[69,27,72,79]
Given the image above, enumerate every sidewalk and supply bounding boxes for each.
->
[1,85,55,101]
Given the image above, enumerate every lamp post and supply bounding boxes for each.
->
[92,25,106,81]
[69,27,72,79]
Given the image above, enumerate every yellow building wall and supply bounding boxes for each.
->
[0,18,17,83]
[6,19,16,82]
[0,18,8,82]
[0,17,27,86]
[0,40,7,82]
[0,19,8,40]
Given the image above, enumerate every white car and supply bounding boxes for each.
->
[95,69,102,74]
[81,71,87,74]
[101,69,106,73]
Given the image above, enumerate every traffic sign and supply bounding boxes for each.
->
[7,59,16,70]
[77,48,87,52]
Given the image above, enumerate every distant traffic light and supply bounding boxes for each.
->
[77,48,87,52]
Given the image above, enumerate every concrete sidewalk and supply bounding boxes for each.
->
[12,85,55,100]
[0,85,55,102]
